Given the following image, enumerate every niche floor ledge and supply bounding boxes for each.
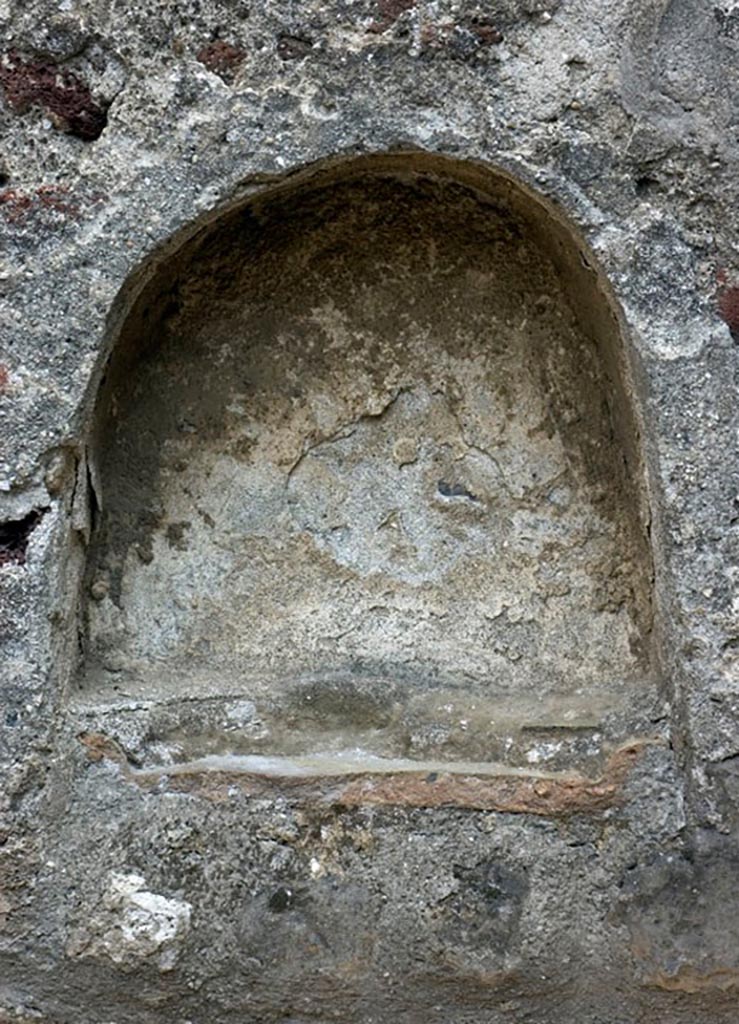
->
[79,732,660,817]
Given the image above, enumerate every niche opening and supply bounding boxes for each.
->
[75,154,656,775]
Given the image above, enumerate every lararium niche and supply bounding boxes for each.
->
[75,153,657,778]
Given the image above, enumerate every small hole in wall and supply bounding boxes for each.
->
[0,508,48,567]
[635,175,660,196]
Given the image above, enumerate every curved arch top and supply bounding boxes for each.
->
[75,152,658,772]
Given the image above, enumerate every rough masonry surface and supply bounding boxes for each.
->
[0,1,738,1022]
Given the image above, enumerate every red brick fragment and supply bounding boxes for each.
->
[469,20,504,45]
[368,0,417,34]
[0,49,107,140]
[196,40,246,81]
[0,184,79,224]
[719,284,739,338]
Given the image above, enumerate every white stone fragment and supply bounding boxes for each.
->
[67,872,192,972]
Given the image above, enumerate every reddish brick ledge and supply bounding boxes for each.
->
[80,734,655,817]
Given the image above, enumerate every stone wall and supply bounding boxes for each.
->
[0,1,738,1022]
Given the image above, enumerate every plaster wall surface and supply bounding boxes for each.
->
[0,1,738,1022]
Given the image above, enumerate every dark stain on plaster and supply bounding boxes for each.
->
[714,5,739,39]
[616,838,739,990]
[196,40,246,81]
[0,50,108,140]
[166,521,190,550]
[0,508,48,567]
[445,860,528,951]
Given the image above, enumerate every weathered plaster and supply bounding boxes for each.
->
[1,0,738,1020]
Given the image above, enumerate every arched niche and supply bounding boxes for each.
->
[75,153,657,773]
